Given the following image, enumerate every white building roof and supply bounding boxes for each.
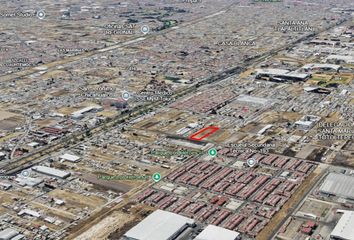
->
[176,127,190,135]
[236,95,271,106]
[256,68,290,75]
[27,142,39,147]
[340,89,348,95]
[331,211,354,240]
[18,208,41,218]
[71,106,102,116]
[0,228,19,240]
[44,217,56,224]
[188,123,199,128]
[302,63,341,71]
[0,182,12,188]
[258,124,273,135]
[124,210,195,240]
[283,72,310,79]
[195,225,240,240]
[295,120,313,126]
[304,86,319,92]
[256,69,309,79]
[59,153,81,162]
[319,173,354,200]
[54,199,65,205]
[11,234,25,240]
[32,166,70,179]
[15,176,43,187]
[326,55,354,63]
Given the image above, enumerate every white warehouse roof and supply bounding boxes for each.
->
[256,68,290,75]
[256,69,309,79]
[0,228,19,240]
[60,153,81,162]
[32,166,70,179]
[295,120,314,127]
[11,234,25,240]
[195,225,240,240]
[302,63,341,71]
[124,210,195,240]
[319,173,354,200]
[18,208,41,218]
[304,86,319,92]
[283,72,310,79]
[331,211,354,240]
[15,176,43,187]
[71,106,102,116]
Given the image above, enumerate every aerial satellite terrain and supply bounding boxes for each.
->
[0,0,353,239]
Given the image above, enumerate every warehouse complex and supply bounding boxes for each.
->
[0,228,24,240]
[195,225,240,240]
[59,153,81,163]
[255,68,310,82]
[32,166,71,179]
[123,210,195,240]
[319,173,354,200]
[330,211,354,240]
[123,210,241,240]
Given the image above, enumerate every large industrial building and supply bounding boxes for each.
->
[319,173,354,200]
[330,211,354,240]
[195,225,240,240]
[0,228,24,240]
[302,63,341,72]
[295,115,321,131]
[71,105,102,119]
[32,166,70,179]
[123,210,195,240]
[15,176,43,187]
[59,153,81,163]
[255,68,310,82]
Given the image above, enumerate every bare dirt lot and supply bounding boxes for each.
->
[0,111,24,130]
[81,174,132,193]
[48,189,107,214]
[74,204,154,240]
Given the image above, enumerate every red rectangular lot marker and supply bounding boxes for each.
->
[189,126,220,141]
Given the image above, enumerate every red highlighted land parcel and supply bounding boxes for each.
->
[189,126,220,141]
